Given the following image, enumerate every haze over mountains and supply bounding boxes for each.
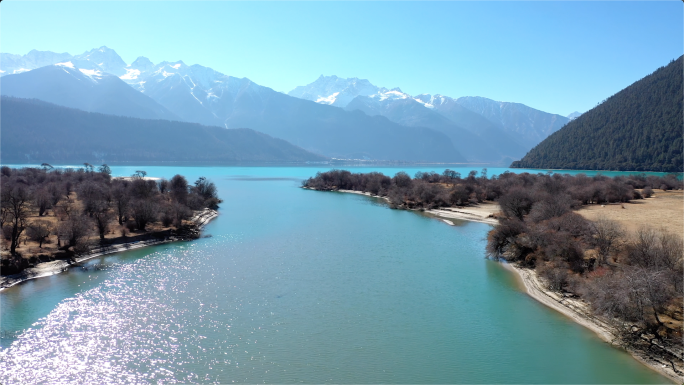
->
[1,47,466,162]
[1,63,178,121]
[288,75,570,161]
[2,46,575,164]
[1,97,325,164]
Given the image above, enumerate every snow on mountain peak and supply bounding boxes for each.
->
[120,68,141,80]
[55,61,75,69]
[288,75,383,107]
[79,68,103,79]
[316,92,340,104]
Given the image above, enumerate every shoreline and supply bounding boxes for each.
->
[313,188,682,383]
[334,189,499,225]
[0,208,218,291]
[503,262,682,383]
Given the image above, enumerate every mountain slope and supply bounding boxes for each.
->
[288,75,562,163]
[455,96,570,149]
[511,56,683,172]
[127,64,465,162]
[412,94,529,161]
[1,97,327,163]
[0,64,180,121]
[345,94,526,162]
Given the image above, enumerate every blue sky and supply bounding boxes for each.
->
[1,1,681,115]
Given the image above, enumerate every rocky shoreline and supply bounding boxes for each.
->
[0,209,218,291]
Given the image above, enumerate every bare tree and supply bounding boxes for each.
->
[33,188,52,216]
[57,214,92,253]
[622,266,674,326]
[112,184,130,225]
[591,217,625,266]
[498,187,533,220]
[172,201,192,227]
[170,174,189,204]
[2,184,31,254]
[130,200,157,231]
[90,200,114,241]
[27,220,53,248]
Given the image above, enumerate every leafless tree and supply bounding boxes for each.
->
[57,214,92,253]
[537,261,569,291]
[112,184,130,225]
[590,217,625,266]
[498,187,533,220]
[27,220,53,248]
[90,200,114,241]
[170,174,189,204]
[130,199,157,231]
[2,184,31,254]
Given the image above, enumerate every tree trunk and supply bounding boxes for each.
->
[10,223,19,254]
[652,307,663,326]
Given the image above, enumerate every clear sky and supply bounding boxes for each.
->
[1,1,682,116]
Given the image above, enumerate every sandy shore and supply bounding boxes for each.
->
[0,209,218,291]
[334,189,500,226]
[426,204,499,226]
[504,263,683,383]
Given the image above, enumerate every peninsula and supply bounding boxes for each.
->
[0,165,220,289]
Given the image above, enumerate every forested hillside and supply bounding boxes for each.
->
[0,97,326,164]
[511,56,683,172]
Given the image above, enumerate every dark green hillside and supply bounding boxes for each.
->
[0,97,327,164]
[511,56,683,172]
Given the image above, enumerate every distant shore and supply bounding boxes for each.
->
[333,189,499,225]
[314,187,682,383]
[0,209,218,291]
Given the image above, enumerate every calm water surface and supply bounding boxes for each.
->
[0,166,671,383]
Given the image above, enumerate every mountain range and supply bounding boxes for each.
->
[1,46,575,164]
[287,75,571,162]
[1,96,326,164]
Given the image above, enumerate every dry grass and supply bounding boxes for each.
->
[578,189,684,237]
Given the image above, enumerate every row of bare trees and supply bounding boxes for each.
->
[303,169,682,210]
[1,165,220,274]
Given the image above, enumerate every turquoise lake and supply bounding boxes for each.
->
[0,165,672,383]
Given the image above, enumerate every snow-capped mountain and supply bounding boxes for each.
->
[0,50,72,75]
[71,46,128,76]
[0,48,464,162]
[290,76,572,156]
[0,46,129,78]
[0,62,179,121]
[288,75,382,107]
[289,76,532,162]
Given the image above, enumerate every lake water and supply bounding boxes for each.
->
[0,165,671,383]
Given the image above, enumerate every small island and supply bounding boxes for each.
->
[0,164,221,288]
[303,169,684,382]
